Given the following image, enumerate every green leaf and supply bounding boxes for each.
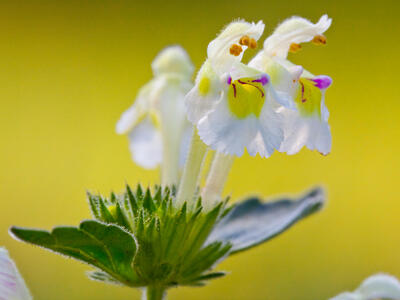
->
[115,202,131,231]
[110,192,118,204]
[87,192,114,223]
[181,242,230,278]
[10,220,139,285]
[87,192,102,220]
[143,188,156,213]
[97,197,115,223]
[136,184,143,199]
[126,184,138,216]
[206,187,325,254]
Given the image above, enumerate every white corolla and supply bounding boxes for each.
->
[185,20,295,158]
[249,15,333,155]
[185,15,333,157]
[116,46,194,185]
[0,247,32,300]
[330,274,400,300]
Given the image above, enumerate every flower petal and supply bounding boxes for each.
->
[249,54,301,110]
[358,274,400,300]
[329,293,361,300]
[330,274,400,300]
[185,60,222,124]
[197,87,283,158]
[0,247,32,300]
[264,14,332,58]
[279,110,331,155]
[246,89,284,158]
[278,72,332,155]
[116,81,155,134]
[207,20,265,74]
[197,98,258,157]
[151,45,194,78]
[128,118,162,168]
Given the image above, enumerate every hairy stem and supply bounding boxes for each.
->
[201,152,234,211]
[175,129,207,209]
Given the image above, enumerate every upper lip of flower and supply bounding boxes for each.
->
[206,20,265,75]
[263,14,332,58]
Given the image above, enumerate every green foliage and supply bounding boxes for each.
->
[11,220,140,286]
[11,185,231,288]
[10,184,326,292]
[206,187,325,254]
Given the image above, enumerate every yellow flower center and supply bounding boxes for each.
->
[295,78,322,117]
[227,76,268,119]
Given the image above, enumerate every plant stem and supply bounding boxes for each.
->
[201,152,234,211]
[175,129,207,209]
[143,286,166,300]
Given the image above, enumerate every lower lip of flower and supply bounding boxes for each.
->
[312,75,332,89]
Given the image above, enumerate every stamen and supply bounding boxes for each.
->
[312,35,327,45]
[229,44,243,56]
[289,43,301,53]
[239,35,250,46]
[249,38,257,49]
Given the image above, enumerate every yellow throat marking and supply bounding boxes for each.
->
[227,76,268,119]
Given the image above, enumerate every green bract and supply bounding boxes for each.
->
[11,185,232,288]
[10,184,324,295]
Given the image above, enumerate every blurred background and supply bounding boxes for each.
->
[1,0,399,299]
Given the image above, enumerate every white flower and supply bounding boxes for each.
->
[116,46,194,184]
[330,274,400,300]
[249,15,333,155]
[0,247,32,300]
[185,20,293,157]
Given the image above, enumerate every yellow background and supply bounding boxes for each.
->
[1,0,399,299]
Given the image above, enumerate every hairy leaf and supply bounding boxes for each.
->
[206,187,325,254]
[10,220,139,285]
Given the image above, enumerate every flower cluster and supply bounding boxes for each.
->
[187,15,333,158]
[116,15,334,212]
